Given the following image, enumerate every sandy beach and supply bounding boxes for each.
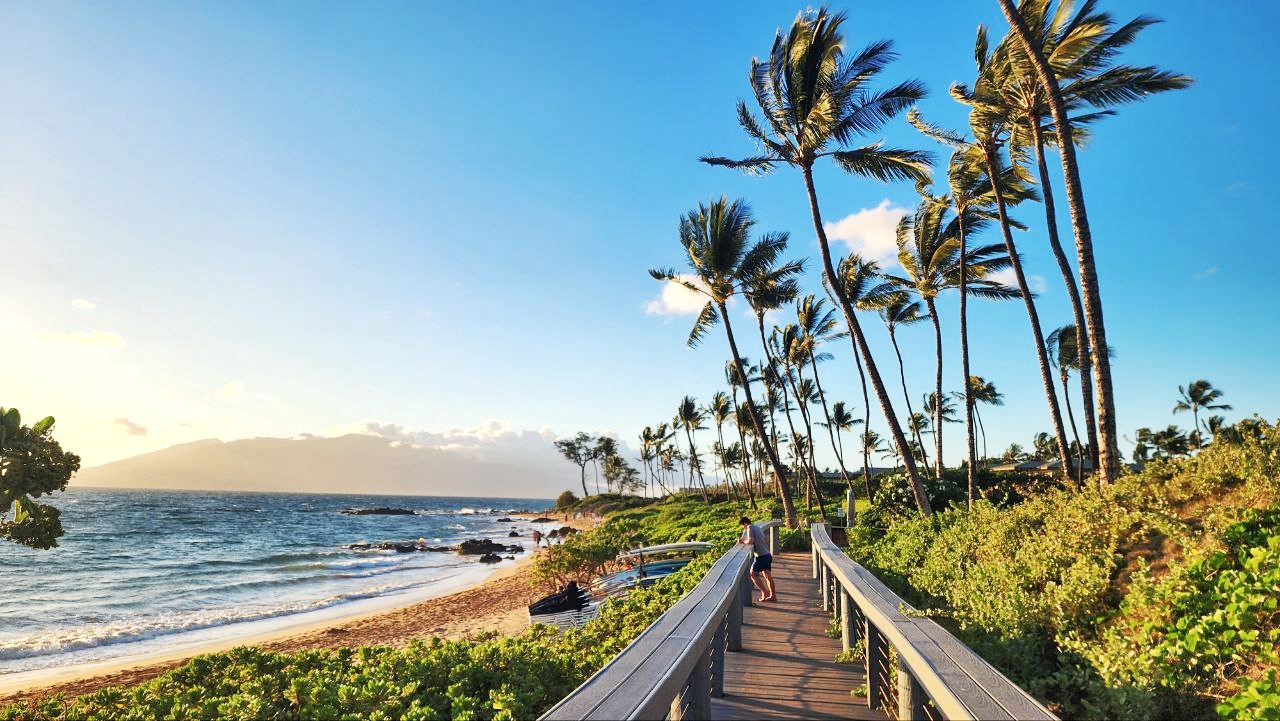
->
[1,513,595,706]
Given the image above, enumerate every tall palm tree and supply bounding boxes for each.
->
[948,43,1074,484]
[822,401,863,486]
[743,255,802,467]
[1045,324,1084,480]
[702,8,935,515]
[707,391,736,498]
[650,197,803,526]
[874,291,930,475]
[1173,380,1231,448]
[887,194,1018,478]
[675,396,709,502]
[836,255,898,504]
[724,360,760,508]
[990,6,1190,474]
[993,0,1190,484]
[796,294,853,486]
[968,376,1004,465]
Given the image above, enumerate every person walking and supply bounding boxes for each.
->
[738,517,775,602]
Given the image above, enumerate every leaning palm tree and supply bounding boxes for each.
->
[837,255,899,505]
[796,295,852,486]
[886,193,1018,478]
[650,197,803,526]
[1173,380,1231,448]
[968,376,1004,465]
[874,291,929,475]
[1045,324,1085,480]
[991,5,1191,474]
[943,43,1074,484]
[993,0,1190,483]
[702,8,934,515]
[675,396,709,503]
[743,257,801,466]
[822,401,863,486]
[707,391,736,498]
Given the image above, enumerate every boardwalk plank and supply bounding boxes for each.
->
[711,552,882,720]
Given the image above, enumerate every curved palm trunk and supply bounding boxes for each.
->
[729,386,759,509]
[888,327,931,477]
[718,301,797,526]
[924,298,945,479]
[684,426,709,503]
[1029,118,1099,473]
[1060,369,1084,485]
[776,369,814,511]
[851,344,876,504]
[757,317,806,507]
[981,144,1074,483]
[998,0,1121,485]
[957,216,978,508]
[808,347,852,485]
[789,367,829,522]
[976,406,988,467]
[801,166,931,515]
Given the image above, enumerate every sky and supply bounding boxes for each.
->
[1,1,1277,478]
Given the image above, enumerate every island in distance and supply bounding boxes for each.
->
[73,432,567,498]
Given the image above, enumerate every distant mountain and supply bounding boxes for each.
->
[73,433,568,498]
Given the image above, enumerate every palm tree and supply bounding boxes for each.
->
[875,290,930,476]
[1045,324,1085,480]
[1174,380,1231,448]
[887,193,1018,478]
[675,396,710,503]
[990,5,1191,474]
[822,401,863,485]
[968,376,1004,465]
[742,257,801,467]
[993,0,1190,484]
[702,8,935,515]
[796,295,853,487]
[947,41,1074,484]
[725,360,760,508]
[837,255,899,504]
[650,197,803,526]
[707,391,736,498]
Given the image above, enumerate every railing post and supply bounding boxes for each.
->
[711,616,726,698]
[687,645,711,719]
[811,542,819,579]
[846,487,856,527]
[820,563,830,611]
[740,566,754,607]
[839,588,852,653]
[767,524,778,555]
[897,657,927,721]
[728,574,744,652]
[866,622,887,710]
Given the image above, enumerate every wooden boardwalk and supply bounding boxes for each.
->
[711,552,882,720]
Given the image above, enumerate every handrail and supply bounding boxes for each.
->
[540,520,782,721]
[811,523,1056,721]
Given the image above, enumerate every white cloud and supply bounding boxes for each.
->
[1195,266,1219,280]
[988,269,1047,295]
[114,417,148,436]
[70,298,96,310]
[40,330,126,348]
[213,379,244,400]
[823,199,909,265]
[645,274,709,316]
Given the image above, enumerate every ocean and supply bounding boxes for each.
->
[0,487,553,681]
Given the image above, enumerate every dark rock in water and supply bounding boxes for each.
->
[478,553,502,563]
[557,526,579,537]
[458,538,524,555]
[340,507,416,516]
[347,542,372,550]
[507,530,520,537]
[496,517,514,523]
[530,517,555,523]
[347,541,451,552]
[504,555,515,560]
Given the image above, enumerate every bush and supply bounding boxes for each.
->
[555,490,578,510]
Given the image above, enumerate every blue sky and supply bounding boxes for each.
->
[1,1,1277,471]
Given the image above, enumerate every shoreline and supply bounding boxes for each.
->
[1,512,589,704]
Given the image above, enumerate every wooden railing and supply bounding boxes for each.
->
[811,522,1057,721]
[539,521,781,721]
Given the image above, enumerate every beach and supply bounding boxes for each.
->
[1,510,595,705]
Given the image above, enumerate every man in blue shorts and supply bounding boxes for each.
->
[738,516,776,602]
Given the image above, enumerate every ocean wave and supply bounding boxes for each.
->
[0,573,462,663]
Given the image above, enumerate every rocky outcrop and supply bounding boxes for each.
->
[346,541,451,552]
[458,538,523,555]
[478,553,503,563]
[496,517,514,523]
[507,530,520,537]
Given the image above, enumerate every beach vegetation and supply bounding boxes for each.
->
[0,407,81,550]
[554,490,577,510]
